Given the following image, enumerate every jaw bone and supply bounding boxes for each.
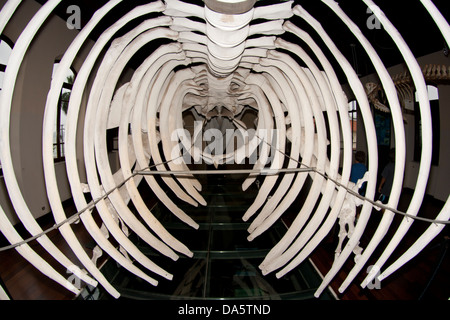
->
[0,0,448,300]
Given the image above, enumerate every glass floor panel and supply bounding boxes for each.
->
[95,175,336,300]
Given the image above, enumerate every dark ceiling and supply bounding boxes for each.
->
[34,0,449,81]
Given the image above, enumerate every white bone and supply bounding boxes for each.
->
[204,5,254,31]
[248,48,332,243]
[253,1,294,20]
[263,17,353,280]
[164,0,205,19]
[320,0,406,293]
[0,282,10,300]
[238,82,283,218]
[0,0,21,35]
[92,27,186,261]
[288,5,379,297]
[0,0,96,296]
[158,74,208,204]
[356,0,433,290]
[134,54,200,228]
[107,83,129,130]
[0,205,79,295]
[206,23,249,47]
[147,68,204,206]
[171,17,206,33]
[84,24,178,281]
[63,3,171,296]
[377,196,450,282]
[253,66,326,272]
[118,44,194,257]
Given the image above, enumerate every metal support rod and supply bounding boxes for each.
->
[135,167,316,176]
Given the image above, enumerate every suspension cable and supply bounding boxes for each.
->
[241,122,450,225]
[1,121,448,252]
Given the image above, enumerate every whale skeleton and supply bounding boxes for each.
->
[0,0,448,299]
